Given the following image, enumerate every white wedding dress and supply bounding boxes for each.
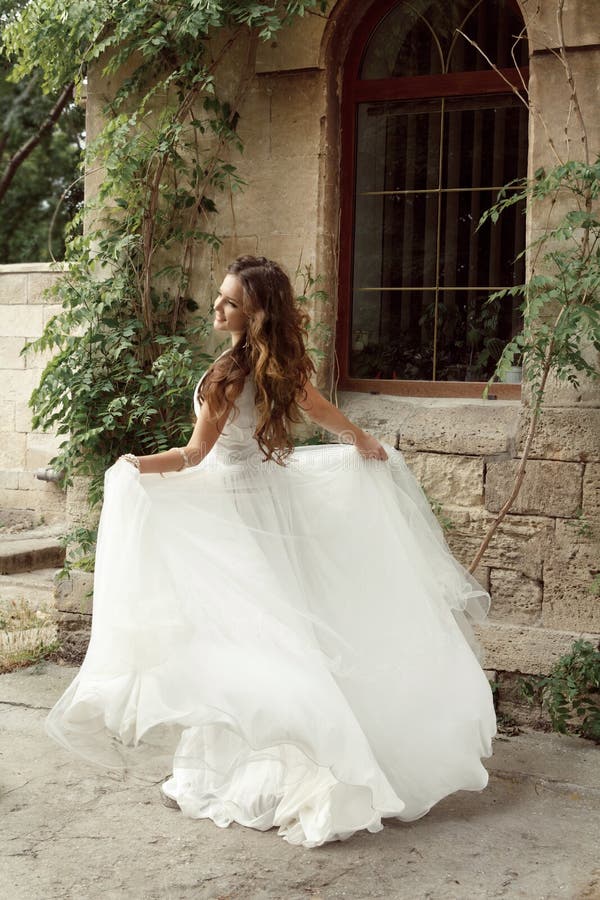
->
[46,364,497,849]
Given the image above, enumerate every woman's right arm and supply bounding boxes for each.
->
[296,380,388,460]
[121,398,232,474]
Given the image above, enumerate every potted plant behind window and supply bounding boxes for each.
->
[500,352,523,383]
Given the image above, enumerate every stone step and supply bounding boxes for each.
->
[0,567,60,613]
[474,620,600,675]
[0,562,60,669]
[0,526,66,575]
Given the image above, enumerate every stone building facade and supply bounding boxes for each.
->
[1,0,599,722]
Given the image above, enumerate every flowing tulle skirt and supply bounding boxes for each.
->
[46,442,496,848]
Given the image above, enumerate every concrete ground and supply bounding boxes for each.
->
[1,663,599,900]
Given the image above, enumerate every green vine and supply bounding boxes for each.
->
[480,161,600,402]
[0,1,328,557]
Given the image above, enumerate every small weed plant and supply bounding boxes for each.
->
[520,639,600,742]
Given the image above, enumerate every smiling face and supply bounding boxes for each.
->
[212,273,248,341]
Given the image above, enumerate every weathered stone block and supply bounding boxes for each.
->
[0,432,26,469]
[397,405,519,456]
[0,272,27,305]
[25,432,63,470]
[0,370,39,402]
[521,359,600,408]
[489,568,543,625]
[256,234,316,281]
[0,470,19,490]
[529,50,600,172]
[269,72,324,158]
[27,268,63,305]
[230,156,320,240]
[522,0,600,50]
[542,520,600,631]
[0,400,15,432]
[445,508,554,580]
[473,621,599,675]
[485,459,583,518]
[17,471,63,494]
[0,485,65,521]
[517,408,600,463]
[495,671,552,730]
[0,336,26,370]
[338,393,520,456]
[13,399,32,433]
[237,86,271,161]
[529,51,600,172]
[42,304,63,325]
[255,13,327,72]
[55,570,94,615]
[403,451,484,507]
[582,464,600,520]
[66,476,100,530]
[0,305,44,337]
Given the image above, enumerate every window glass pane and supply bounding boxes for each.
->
[360,5,443,79]
[360,0,527,80]
[447,0,528,73]
[435,291,519,382]
[349,289,521,382]
[439,189,526,288]
[354,192,441,290]
[350,93,527,381]
[350,290,436,380]
[443,95,528,189]
[356,100,442,194]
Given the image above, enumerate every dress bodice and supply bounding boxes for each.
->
[193,359,260,461]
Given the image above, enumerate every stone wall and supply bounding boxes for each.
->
[0,264,66,528]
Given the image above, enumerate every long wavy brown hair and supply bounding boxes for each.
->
[197,256,316,464]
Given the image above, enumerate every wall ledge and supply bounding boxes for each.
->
[0,263,66,274]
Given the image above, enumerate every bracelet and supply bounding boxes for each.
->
[120,453,140,470]
[171,446,191,470]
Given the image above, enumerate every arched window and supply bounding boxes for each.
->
[338,0,528,398]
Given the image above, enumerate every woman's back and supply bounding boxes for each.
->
[195,368,260,462]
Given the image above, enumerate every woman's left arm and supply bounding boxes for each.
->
[122,399,232,474]
[296,380,388,460]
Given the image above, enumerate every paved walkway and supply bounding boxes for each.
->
[1,662,599,900]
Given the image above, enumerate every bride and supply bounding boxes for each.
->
[46,255,497,849]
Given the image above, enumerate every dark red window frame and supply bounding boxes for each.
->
[337,0,529,399]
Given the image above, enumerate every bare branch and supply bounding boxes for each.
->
[468,306,564,573]
[455,30,529,110]
[456,28,563,166]
[510,24,530,97]
[556,0,590,166]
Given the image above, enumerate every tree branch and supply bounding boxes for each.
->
[468,307,564,573]
[0,81,75,205]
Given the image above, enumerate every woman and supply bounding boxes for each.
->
[46,255,496,849]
